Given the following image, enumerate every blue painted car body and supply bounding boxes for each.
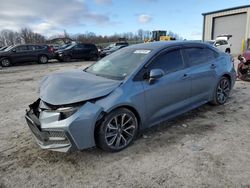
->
[25,41,236,152]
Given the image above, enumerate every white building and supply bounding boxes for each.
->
[202,5,250,54]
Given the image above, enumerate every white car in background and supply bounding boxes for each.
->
[206,34,232,53]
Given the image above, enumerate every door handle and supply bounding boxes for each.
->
[210,64,217,69]
[182,73,189,80]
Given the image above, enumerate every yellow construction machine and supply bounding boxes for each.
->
[144,30,176,43]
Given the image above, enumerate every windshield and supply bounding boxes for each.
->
[86,48,151,80]
[104,43,115,50]
[109,45,122,51]
[64,44,76,50]
[59,44,71,49]
[4,46,14,51]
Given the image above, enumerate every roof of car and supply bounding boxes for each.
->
[128,41,209,51]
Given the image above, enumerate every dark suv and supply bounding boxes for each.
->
[55,43,99,62]
[0,44,54,67]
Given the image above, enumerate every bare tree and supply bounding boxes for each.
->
[137,29,144,41]
[20,28,46,44]
[0,30,21,46]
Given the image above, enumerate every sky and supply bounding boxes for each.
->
[0,0,249,40]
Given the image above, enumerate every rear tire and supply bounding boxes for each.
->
[211,77,231,105]
[96,108,138,152]
[38,55,48,64]
[1,58,11,67]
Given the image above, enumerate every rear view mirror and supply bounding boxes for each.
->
[149,69,164,84]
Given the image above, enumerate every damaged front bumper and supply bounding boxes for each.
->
[25,99,103,152]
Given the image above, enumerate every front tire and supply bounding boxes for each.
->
[211,77,231,105]
[1,58,11,67]
[96,108,138,152]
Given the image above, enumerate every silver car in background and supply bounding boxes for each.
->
[25,41,236,152]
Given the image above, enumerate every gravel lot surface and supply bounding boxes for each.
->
[0,61,250,188]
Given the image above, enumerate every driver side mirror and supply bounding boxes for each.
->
[12,49,16,52]
[149,69,164,84]
[215,43,220,47]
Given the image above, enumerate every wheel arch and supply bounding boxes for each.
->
[94,104,142,135]
[221,73,232,86]
[38,54,49,59]
[0,57,12,66]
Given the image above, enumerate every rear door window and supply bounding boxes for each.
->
[148,49,184,73]
[15,45,28,52]
[35,45,46,50]
[27,45,36,51]
[85,44,94,49]
[75,44,85,49]
[184,47,217,66]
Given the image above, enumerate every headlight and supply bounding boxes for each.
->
[56,106,79,120]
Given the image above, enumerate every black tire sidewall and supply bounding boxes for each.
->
[213,77,231,105]
[1,58,11,67]
[96,108,138,152]
[38,55,48,64]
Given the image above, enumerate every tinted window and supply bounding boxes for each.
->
[15,45,28,52]
[36,45,46,50]
[28,45,36,50]
[148,49,184,73]
[85,44,96,49]
[75,44,85,49]
[185,47,217,66]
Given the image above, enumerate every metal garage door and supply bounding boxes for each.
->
[212,13,247,54]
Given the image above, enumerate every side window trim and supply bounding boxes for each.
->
[146,47,185,77]
[15,45,28,52]
[145,47,182,68]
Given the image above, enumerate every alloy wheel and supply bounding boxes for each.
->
[1,59,11,67]
[105,113,136,150]
[40,55,48,64]
[217,78,230,104]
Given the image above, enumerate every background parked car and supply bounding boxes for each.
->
[103,41,129,51]
[55,43,99,62]
[206,34,232,53]
[0,44,55,67]
[100,45,127,58]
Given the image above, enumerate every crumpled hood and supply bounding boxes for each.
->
[40,70,121,105]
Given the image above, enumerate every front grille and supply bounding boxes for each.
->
[26,112,70,146]
[46,131,70,145]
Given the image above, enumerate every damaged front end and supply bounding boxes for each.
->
[25,99,103,152]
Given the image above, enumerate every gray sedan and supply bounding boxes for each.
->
[25,41,236,152]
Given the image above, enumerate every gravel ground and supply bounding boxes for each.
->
[0,61,250,188]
